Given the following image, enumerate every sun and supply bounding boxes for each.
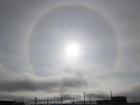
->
[65,42,80,59]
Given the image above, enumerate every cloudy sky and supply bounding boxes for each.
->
[0,0,140,102]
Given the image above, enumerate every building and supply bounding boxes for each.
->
[97,96,127,105]
[111,96,127,104]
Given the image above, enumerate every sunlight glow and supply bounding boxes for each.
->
[65,42,80,59]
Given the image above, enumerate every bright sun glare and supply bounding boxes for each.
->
[65,42,80,59]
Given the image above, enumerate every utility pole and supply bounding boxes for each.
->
[90,96,92,105]
[83,92,86,104]
[35,97,37,105]
[72,97,74,104]
[47,99,48,105]
[54,98,55,104]
[61,91,63,105]
[110,90,112,99]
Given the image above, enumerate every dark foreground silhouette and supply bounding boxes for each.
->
[0,96,140,105]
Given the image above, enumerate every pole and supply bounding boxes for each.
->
[72,97,74,104]
[61,92,63,105]
[90,96,92,105]
[83,92,85,104]
[35,97,37,105]
[54,98,55,104]
[110,90,112,99]
[47,99,48,105]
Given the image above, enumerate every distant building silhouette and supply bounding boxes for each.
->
[1,95,140,105]
[96,96,127,105]
[111,96,127,104]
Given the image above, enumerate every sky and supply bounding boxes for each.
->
[0,0,140,102]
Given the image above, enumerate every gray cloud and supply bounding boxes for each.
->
[0,78,87,92]
[86,92,109,100]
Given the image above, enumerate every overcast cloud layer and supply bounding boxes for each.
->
[0,0,140,102]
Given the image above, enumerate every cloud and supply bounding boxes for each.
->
[86,92,109,100]
[61,77,87,89]
[0,77,87,92]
